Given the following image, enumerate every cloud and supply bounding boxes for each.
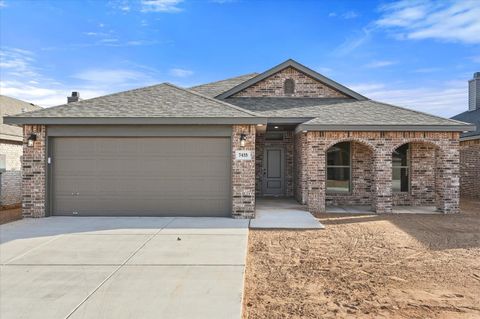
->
[210,0,236,3]
[0,1,6,8]
[412,67,441,73]
[343,11,358,19]
[141,0,183,13]
[0,48,39,78]
[365,60,397,68]
[329,11,359,19]
[376,0,480,44]
[169,68,193,78]
[0,48,161,107]
[73,69,153,85]
[334,27,372,56]
[108,0,131,12]
[349,80,468,117]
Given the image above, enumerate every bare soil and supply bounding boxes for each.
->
[243,199,480,319]
[0,207,22,225]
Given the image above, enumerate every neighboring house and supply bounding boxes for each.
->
[4,59,475,218]
[451,72,480,199]
[0,95,41,208]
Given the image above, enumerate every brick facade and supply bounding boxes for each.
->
[19,123,461,219]
[326,142,373,206]
[296,131,460,214]
[294,132,307,204]
[22,125,47,218]
[0,140,23,207]
[255,131,294,197]
[232,67,348,98]
[459,139,480,199]
[232,124,256,218]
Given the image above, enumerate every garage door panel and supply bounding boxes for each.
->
[52,137,231,217]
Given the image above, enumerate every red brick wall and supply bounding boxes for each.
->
[232,67,349,98]
[232,125,256,218]
[459,139,480,199]
[294,132,307,204]
[301,131,460,214]
[22,125,46,218]
[326,142,373,206]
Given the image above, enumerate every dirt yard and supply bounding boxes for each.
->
[0,207,22,225]
[243,199,480,319]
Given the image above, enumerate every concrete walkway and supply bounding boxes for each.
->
[0,217,249,319]
[250,198,324,229]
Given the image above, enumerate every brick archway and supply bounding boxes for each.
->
[303,131,460,215]
[324,139,375,210]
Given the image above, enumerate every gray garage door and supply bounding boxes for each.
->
[51,137,231,217]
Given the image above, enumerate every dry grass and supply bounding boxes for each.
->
[243,199,480,319]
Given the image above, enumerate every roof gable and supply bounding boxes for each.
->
[216,59,367,100]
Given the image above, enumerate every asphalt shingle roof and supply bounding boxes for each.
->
[0,95,41,141]
[226,97,468,127]
[12,83,257,118]
[451,108,480,138]
[189,73,259,97]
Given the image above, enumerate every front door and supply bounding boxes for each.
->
[262,147,285,196]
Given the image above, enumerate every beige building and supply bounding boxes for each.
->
[0,95,41,208]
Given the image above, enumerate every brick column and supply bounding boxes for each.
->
[436,143,460,213]
[22,125,47,218]
[232,125,256,218]
[306,132,326,213]
[294,132,308,204]
[372,148,392,214]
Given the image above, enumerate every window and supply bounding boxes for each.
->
[284,78,295,95]
[327,142,351,193]
[392,144,410,192]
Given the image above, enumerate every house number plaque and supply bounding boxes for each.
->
[235,150,252,160]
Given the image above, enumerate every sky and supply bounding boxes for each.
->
[1,0,479,117]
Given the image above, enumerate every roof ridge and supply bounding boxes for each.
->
[164,82,261,117]
[189,73,259,89]
[369,99,470,126]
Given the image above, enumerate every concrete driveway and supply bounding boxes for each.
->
[0,217,249,319]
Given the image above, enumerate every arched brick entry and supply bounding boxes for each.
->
[324,140,375,210]
[390,139,460,214]
[302,131,460,214]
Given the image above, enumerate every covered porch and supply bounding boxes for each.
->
[255,128,460,216]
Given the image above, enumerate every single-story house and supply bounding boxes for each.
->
[4,59,475,218]
[0,95,41,209]
[451,72,480,199]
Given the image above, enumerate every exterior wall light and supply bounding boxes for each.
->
[240,133,247,147]
[27,133,37,147]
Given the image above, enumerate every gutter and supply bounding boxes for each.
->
[295,124,477,134]
[3,116,268,126]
